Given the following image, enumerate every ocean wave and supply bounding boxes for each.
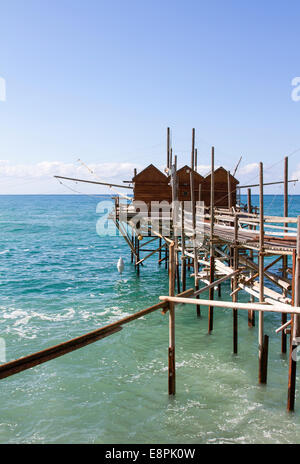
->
[0,249,10,255]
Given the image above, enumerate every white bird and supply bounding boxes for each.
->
[117,257,124,274]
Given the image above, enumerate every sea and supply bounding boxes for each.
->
[0,194,299,444]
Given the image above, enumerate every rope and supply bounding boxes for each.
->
[55,178,107,202]
[77,158,132,201]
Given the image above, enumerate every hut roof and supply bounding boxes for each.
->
[203,166,239,184]
[132,164,169,183]
[176,165,204,181]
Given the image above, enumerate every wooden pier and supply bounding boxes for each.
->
[1,128,300,415]
[110,128,299,410]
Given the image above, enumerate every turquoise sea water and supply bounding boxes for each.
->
[0,194,300,444]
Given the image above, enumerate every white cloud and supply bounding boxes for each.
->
[0,160,143,194]
[0,160,139,180]
[239,163,259,175]
[292,163,300,183]
[196,164,211,176]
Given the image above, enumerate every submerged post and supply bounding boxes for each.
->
[168,242,176,395]
[181,201,186,292]
[282,156,288,353]
[258,162,268,384]
[247,188,255,327]
[135,236,140,277]
[233,215,238,354]
[190,169,200,317]
[287,218,300,411]
[208,147,215,333]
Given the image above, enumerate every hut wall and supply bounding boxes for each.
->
[201,168,238,208]
[133,165,171,205]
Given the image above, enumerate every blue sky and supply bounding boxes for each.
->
[0,0,300,194]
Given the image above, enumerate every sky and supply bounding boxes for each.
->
[0,0,300,195]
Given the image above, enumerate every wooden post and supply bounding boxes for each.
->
[167,127,170,169]
[171,155,180,293]
[165,244,168,270]
[208,256,215,332]
[227,170,232,210]
[258,162,267,384]
[247,188,255,327]
[176,252,181,294]
[287,218,300,411]
[233,215,238,354]
[168,141,177,394]
[195,148,198,172]
[131,230,134,264]
[135,236,140,277]
[168,242,176,395]
[262,334,269,383]
[181,202,186,292]
[191,128,195,171]
[158,238,162,265]
[190,169,200,316]
[282,157,288,353]
[208,147,215,333]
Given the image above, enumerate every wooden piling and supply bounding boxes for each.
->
[247,188,255,327]
[261,335,269,383]
[167,127,170,169]
[233,215,238,354]
[191,128,195,171]
[131,230,134,264]
[168,242,176,395]
[181,202,187,292]
[227,170,232,211]
[282,157,288,353]
[158,238,162,265]
[135,236,140,277]
[287,219,300,411]
[190,169,200,316]
[258,162,267,384]
[208,147,215,333]
[165,245,168,270]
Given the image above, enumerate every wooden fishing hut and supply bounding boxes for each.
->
[132,164,171,205]
[201,167,239,208]
[171,165,203,202]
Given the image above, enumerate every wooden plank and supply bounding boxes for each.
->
[159,296,300,314]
